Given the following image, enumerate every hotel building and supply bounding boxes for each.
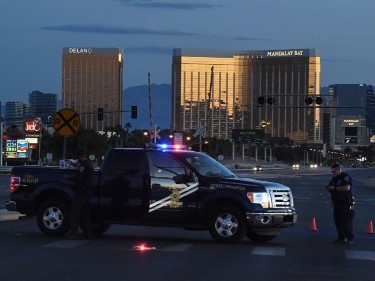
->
[28,91,58,126]
[172,48,321,144]
[62,47,123,131]
[324,84,374,148]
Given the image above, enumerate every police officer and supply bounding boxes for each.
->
[66,151,93,240]
[326,163,355,244]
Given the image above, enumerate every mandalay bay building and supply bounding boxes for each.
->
[172,48,321,144]
[62,47,123,131]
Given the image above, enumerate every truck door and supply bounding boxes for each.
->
[99,150,148,220]
[146,152,198,223]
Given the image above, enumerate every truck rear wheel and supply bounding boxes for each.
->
[37,199,70,236]
[208,205,246,243]
[246,232,277,243]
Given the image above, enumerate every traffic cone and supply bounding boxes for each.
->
[367,220,374,234]
[310,217,318,231]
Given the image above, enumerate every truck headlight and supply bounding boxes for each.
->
[247,192,269,208]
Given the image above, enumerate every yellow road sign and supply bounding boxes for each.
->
[53,109,80,137]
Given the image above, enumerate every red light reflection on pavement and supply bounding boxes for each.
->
[133,243,156,252]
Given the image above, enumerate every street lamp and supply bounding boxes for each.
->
[47,116,52,127]
[46,116,53,135]
[143,131,148,143]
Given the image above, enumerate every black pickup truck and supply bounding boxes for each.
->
[6,146,297,243]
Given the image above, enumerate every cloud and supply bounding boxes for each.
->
[233,36,272,42]
[321,58,350,63]
[125,46,173,55]
[42,24,197,36]
[115,0,222,10]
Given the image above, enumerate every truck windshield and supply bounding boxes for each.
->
[183,153,236,178]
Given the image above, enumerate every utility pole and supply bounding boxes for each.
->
[0,101,3,166]
[148,72,152,143]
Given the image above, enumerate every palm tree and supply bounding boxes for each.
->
[7,124,20,132]
[124,123,132,142]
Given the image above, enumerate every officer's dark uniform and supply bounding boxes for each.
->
[67,154,93,239]
[328,167,354,243]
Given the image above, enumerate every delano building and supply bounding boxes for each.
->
[172,48,321,144]
[62,47,123,131]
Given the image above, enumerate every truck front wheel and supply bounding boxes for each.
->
[37,199,70,236]
[208,205,247,243]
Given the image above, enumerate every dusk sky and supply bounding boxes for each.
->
[1,0,375,103]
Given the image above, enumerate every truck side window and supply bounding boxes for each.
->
[148,153,186,179]
[105,150,144,175]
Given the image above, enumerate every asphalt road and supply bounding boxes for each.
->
[1,167,375,281]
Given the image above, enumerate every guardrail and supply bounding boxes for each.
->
[0,167,12,174]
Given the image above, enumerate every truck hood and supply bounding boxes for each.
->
[204,176,289,192]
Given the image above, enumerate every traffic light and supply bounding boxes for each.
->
[257,96,275,105]
[304,96,323,105]
[267,97,275,105]
[315,96,323,105]
[304,97,313,105]
[97,107,104,121]
[131,106,137,119]
[257,97,265,105]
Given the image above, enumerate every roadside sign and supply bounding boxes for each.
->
[151,128,161,140]
[232,129,264,143]
[174,133,183,144]
[193,126,207,138]
[53,109,80,137]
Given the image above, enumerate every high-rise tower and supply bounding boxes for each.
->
[62,47,123,131]
[172,48,321,144]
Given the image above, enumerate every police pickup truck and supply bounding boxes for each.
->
[6,145,297,243]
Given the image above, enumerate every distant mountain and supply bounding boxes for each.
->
[123,84,171,130]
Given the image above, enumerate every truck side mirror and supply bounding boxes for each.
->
[173,174,186,184]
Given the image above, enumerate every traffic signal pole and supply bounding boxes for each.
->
[148,72,153,143]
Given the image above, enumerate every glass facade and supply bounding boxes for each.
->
[327,84,372,147]
[28,91,57,125]
[5,101,29,128]
[62,47,123,131]
[172,48,321,143]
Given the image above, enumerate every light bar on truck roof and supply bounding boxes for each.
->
[145,143,187,151]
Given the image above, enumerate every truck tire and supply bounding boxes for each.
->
[91,223,111,235]
[208,205,247,243]
[246,232,277,243]
[37,198,70,236]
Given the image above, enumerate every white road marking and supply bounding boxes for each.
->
[160,243,192,252]
[43,240,89,248]
[346,250,375,261]
[251,246,285,256]
[0,209,23,222]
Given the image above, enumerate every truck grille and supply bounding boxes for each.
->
[269,189,293,208]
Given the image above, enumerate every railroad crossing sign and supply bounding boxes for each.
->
[151,128,161,140]
[53,109,80,137]
[193,126,207,138]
